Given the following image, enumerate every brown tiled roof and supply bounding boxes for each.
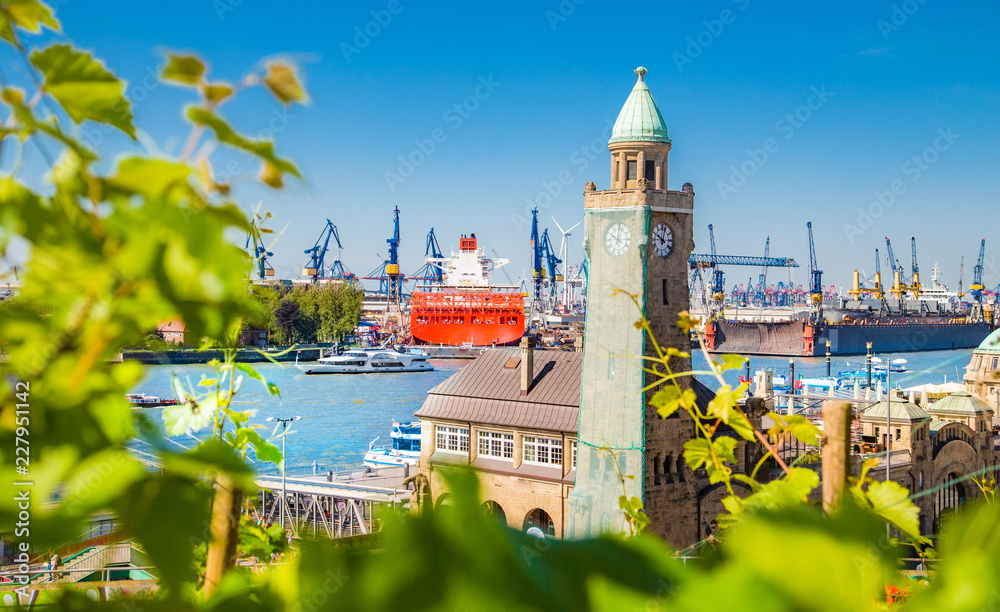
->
[415,347,716,434]
[426,348,582,407]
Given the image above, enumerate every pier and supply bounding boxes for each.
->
[251,466,412,539]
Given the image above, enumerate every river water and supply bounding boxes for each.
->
[128,348,975,473]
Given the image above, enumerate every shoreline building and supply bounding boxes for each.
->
[965,328,1000,412]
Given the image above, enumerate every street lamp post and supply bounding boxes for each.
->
[266,416,303,529]
[866,342,873,390]
[825,340,832,377]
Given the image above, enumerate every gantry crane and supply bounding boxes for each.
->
[302,219,353,283]
[541,227,562,308]
[910,236,922,298]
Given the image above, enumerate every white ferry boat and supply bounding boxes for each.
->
[295,347,433,375]
[363,421,421,468]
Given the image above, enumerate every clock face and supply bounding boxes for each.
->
[605,222,631,256]
[652,222,674,258]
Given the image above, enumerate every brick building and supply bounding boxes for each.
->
[413,337,753,540]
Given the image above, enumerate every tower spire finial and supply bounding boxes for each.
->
[635,66,647,81]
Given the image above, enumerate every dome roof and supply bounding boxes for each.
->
[609,67,671,145]
[929,391,993,415]
[976,328,1000,353]
[862,398,929,422]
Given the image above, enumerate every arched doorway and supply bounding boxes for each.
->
[483,500,507,524]
[523,508,555,537]
[935,473,967,530]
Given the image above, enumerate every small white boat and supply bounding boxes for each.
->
[799,376,842,390]
[363,421,421,468]
[295,347,433,375]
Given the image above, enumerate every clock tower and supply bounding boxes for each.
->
[566,67,698,544]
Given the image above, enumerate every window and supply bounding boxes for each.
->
[627,160,637,181]
[478,430,513,460]
[895,428,902,440]
[523,436,563,466]
[644,160,655,182]
[571,440,578,470]
[436,425,469,453]
[662,279,669,305]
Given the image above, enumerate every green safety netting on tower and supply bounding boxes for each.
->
[566,205,650,538]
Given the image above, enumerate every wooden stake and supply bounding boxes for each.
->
[204,474,244,597]
[822,401,852,514]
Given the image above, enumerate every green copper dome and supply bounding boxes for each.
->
[976,328,1000,353]
[609,67,671,145]
[930,392,994,415]
[862,398,929,423]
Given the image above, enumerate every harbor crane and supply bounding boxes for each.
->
[541,227,562,309]
[409,227,445,287]
[806,221,823,321]
[245,232,275,279]
[753,235,770,305]
[708,224,726,310]
[910,236,921,297]
[688,224,799,313]
[884,236,906,300]
[971,238,986,303]
[364,206,406,306]
[530,208,544,305]
[302,219,353,282]
[849,247,886,301]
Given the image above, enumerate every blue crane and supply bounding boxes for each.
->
[541,228,561,283]
[362,207,404,299]
[245,232,274,279]
[302,219,352,282]
[530,208,545,303]
[754,235,770,304]
[709,224,725,303]
[911,236,919,277]
[410,227,445,286]
[807,221,823,305]
[971,238,986,303]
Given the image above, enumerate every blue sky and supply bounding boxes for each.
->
[4,0,999,292]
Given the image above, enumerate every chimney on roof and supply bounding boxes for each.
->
[520,336,535,396]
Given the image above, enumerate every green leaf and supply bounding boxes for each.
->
[30,43,136,137]
[785,414,821,446]
[163,395,217,436]
[161,438,254,485]
[712,436,738,464]
[161,53,205,86]
[236,361,281,397]
[235,427,283,464]
[866,480,922,541]
[186,106,300,180]
[262,61,307,104]
[683,438,712,470]
[204,81,234,104]
[650,386,681,418]
[715,353,747,372]
[0,0,59,46]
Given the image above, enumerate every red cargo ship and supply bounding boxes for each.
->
[410,235,524,346]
